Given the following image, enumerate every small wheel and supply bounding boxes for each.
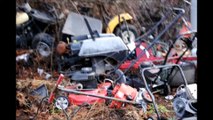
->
[36,41,51,57]
[142,90,153,103]
[32,33,54,57]
[115,24,138,43]
[55,96,69,110]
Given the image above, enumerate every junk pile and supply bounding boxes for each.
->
[16,0,197,120]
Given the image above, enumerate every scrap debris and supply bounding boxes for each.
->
[16,0,197,120]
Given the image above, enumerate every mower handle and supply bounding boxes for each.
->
[183,0,191,5]
[140,64,188,120]
[56,74,64,85]
[48,74,64,103]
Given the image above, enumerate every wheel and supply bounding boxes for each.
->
[115,23,138,43]
[32,33,54,57]
[142,90,153,103]
[55,96,69,110]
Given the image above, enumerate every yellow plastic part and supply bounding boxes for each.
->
[16,12,29,26]
[106,13,133,33]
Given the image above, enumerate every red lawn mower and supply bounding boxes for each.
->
[117,7,197,90]
[48,74,153,112]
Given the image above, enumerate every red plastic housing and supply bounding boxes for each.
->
[119,43,197,71]
[68,82,111,105]
[109,83,138,108]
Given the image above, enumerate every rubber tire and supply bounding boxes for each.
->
[115,23,138,42]
[32,33,53,48]
[142,91,153,103]
[32,33,54,57]
[55,96,70,110]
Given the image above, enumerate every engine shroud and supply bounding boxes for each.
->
[71,67,97,89]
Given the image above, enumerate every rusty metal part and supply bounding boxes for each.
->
[56,41,68,55]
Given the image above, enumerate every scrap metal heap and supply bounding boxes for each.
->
[16,0,197,120]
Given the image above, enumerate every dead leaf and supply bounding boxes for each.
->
[16,92,27,107]
[31,104,38,113]
[139,109,144,116]
[48,114,64,120]
[16,110,22,116]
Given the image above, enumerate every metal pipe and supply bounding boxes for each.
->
[135,11,173,42]
[141,69,161,119]
[151,56,197,63]
[58,87,139,105]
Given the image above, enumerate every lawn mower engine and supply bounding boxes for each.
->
[71,67,97,89]
[109,83,152,109]
[109,83,138,108]
[139,61,171,95]
[173,84,197,119]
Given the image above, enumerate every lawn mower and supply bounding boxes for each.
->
[172,83,197,120]
[140,64,196,120]
[61,4,139,44]
[145,30,196,88]
[118,9,197,87]
[55,6,197,91]
[55,11,139,87]
[16,0,61,57]
[48,74,153,113]
[49,63,188,119]
[127,28,197,95]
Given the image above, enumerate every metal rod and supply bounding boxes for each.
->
[135,11,172,42]
[141,69,161,119]
[58,87,138,105]
[152,56,197,63]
